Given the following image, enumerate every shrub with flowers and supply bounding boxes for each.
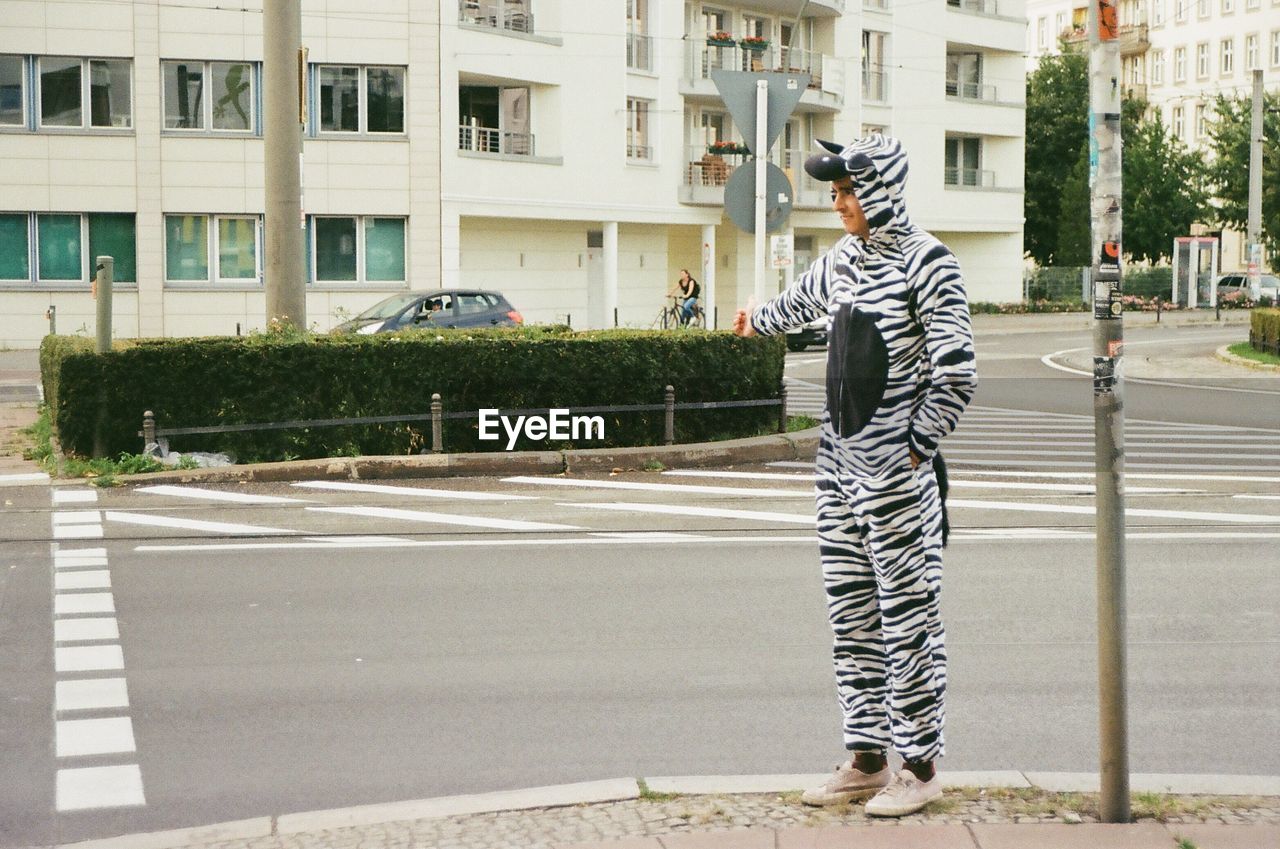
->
[741,35,769,50]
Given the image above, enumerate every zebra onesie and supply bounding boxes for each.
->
[750,136,977,764]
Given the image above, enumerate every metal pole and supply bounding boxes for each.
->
[143,410,156,450]
[1247,69,1264,301]
[431,393,443,453]
[778,383,788,434]
[1088,0,1130,824]
[264,0,306,329]
[754,80,768,304]
[663,385,675,445]
[46,304,56,335]
[94,256,113,354]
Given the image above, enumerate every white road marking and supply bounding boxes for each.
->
[55,644,125,673]
[56,716,136,757]
[946,436,1280,446]
[307,505,582,532]
[53,489,99,504]
[104,511,297,536]
[943,470,1280,484]
[942,448,1280,459]
[559,501,815,524]
[305,535,412,544]
[0,472,50,484]
[135,534,822,553]
[949,498,1280,524]
[664,469,1194,494]
[947,459,1280,471]
[589,531,714,540]
[134,485,307,504]
[54,593,115,615]
[52,511,103,524]
[56,764,145,811]
[55,618,120,643]
[56,678,129,712]
[663,469,816,482]
[53,525,104,540]
[1041,347,1280,396]
[502,476,812,498]
[951,428,1280,440]
[54,556,109,569]
[55,570,111,591]
[1235,494,1280,501]
[55,547,107,559]
[952,530,1280,542]
[294,481,538,500]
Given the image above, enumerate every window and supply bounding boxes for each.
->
[165,214,259,283]
[458,85,532,155]
[311,216,406,284]
[458,0,533,34]
[1175,0,1187,21]
[1056,11,1066,35]
[316,65,405,134]
[1195,103,1206,138]
[944,136,982,186]
[626,97,651,160]
[1172,105,1185,138]
[1221,39,1235,74]
[1037,17,1047,49]
[947,52,985,99]
[0,213,135,285]
[163,61,255,132]
[1246,0,1259,8]
[0,55,25,127]
[1246,35,1259,69]
[1197,42,1209,77]
[0,214,30,281]
[37,57,131,130]
[626,0,651,71]
[1153,0,1165,25]
[1125,55,1143,84]
[1272,31,1280,66]
[88,213,137,283]
[1152,50,1165,84]
[1198,0,1210,15]
[37,214,81,281]
[1174,46,1187,81]
[862,31,889,101]
[1222,0,1234,11]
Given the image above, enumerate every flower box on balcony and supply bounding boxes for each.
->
[708,142,749,155]
[740,38,769,51]
[706,32,736,47]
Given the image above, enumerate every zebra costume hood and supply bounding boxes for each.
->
[804,135,912,246]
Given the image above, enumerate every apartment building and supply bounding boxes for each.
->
[0,0,1025,347]
[1025,0,1280,271]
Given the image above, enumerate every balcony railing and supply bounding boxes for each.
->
[627,33,653,71]
[946,0,998,14]
[862,65,888,102]
[457,0,533,34]
[945,167,995,188]
[459,125,534,156]
[686,42,840,100]
[864,0,890,9]
[946,77,997,101]
[627,143,653,161]
[1061,23,1150,55]
[685,144,743,187]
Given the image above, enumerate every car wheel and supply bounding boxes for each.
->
[787,339,807,352]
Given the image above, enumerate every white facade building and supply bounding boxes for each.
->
[0,0,1025,348]
[1025,0,1280,271]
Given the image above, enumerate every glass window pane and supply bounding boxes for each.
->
[89,59,131,128]
[364,218,405,281]
[211,62,253,131]
[163,61,204,129]
[318,66,360,132]
[165,214,209,280]
[0,55,23,126]
[366,67,404,133]
[40,57,82,127]
[87,213,136,283]
[37,214,82,280]
[217,218,257,279]
[0,214,30,280]
[315,218,358,281]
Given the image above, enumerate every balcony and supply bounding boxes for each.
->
[946,0,999,15]
[1061,23,1151,56]
[864,0,890,9]
[458,125,534,156]
[627,143,653,161]
[627,33,653,72]
[457,0,533,35]
[945,167,996,188]
[863,64,889,103]
[946,77,998,102]
[1123,82,1148,101]
[681,41,844,110]
[679,144,829,207]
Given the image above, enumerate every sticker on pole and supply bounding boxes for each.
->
[1094,241,1122,319]
[1093,356,1117,393]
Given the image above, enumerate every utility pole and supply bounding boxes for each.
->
[1247,69,1264,300]
[1088,0,1130,824]
[754,79,768,303]
[264,0,306,329]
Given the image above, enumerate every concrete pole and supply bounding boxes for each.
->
[94,256,113,354]
[264,0,306,329]
[1247,69,1264,300]
[1088,0,1130,824]
[604,221,619,327]
[754,80,768,303]
[702,224,717,329]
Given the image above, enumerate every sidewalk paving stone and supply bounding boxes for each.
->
[968,822,1172,848]
[776,823,979,848]
[1168,823,1280,848]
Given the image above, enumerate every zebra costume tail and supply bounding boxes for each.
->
[932,452,950,547]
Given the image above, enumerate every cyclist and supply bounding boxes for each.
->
[671,269,701,326]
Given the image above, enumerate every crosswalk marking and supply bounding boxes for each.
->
[293,481,537,501]
[56,765,145,812]
[55,717,136,758]
[55,645,125,673]
[664,469,1197,495]
[52,489,99,505]
[55,618,120,643]
[558,501,816,524]
[134,485,307,504]
[56,678,129,713]
[502,476,812,498]
[306,505,582,532]
[103,511,297,536]
[948,498,1280,525]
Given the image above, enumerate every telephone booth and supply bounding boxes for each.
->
[1171,237,1219,307]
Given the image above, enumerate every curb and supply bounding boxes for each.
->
[1214,343,1280,372]
[91,428,824,487]
[54,773,1280,849]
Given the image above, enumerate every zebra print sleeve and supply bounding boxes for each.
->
[749,236,864,336]
[908,246,978,459]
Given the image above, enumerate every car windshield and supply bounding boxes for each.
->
[355,293,426,321]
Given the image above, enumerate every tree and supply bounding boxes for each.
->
[1122,118,1209,264]
[1205,92,1280,259]
[1024,51,1088,266]
[1055,141,1092,266]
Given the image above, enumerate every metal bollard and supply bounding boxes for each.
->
[46,304,56,335]
[778,383,789,434]
[430,393,443,453]
[663,385,675,446]
[1155,296,1162,323]
[142,410,156,449]
[95,256,113,354]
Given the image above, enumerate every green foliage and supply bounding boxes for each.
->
[1123,119,1210,263]
[1025,51,1089,265]
[1055,142,1093,266]
[1123,266,1173,299]
[1229,341,1280,366]
[970,301,1087,314]
[1250,308,1280,356]
[787,415,819,432]
[1205,92,1280,259]
[41,328,786,462]
[21,404,196,483]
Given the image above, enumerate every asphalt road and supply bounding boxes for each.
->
[2,324,1278,846]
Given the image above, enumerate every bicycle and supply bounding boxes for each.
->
[651,296,705,330]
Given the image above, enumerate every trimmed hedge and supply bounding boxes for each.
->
[1250,308,1280,356]
[41,327,786,461]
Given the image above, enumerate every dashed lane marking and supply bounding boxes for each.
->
[306,505,582,532]
[948,498,1280,524]
[294,481,539,500]
[103,511,298,536]
[662,469,1199,495]
[52,489,99,504]
[133,485,309,504]
[501,476,812,498]
[557,501,815,524]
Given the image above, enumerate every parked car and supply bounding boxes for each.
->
[332,289,524,334]
[786,314,831,351]
[1215,273,1280,302]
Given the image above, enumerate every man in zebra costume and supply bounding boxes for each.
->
[733,135,977,817]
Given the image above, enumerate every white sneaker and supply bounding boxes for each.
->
[864,768,944,817]
[800,761,892,806]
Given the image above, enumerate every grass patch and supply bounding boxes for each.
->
[636,778,682,803]
[641,459,665,472]
[787,415,820,432]
[21,405,196,485]
[1174,838,1199,849]
[944,787,1269,823]
[1228,341,1280,366]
